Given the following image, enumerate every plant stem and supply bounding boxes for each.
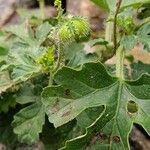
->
[113,0,122,50]
[49,70,53,86]
[53,44,62,73]
[105,20,113,42]
[114,0,124,80]
[38,0,45,19]
[101,16,114,62]
[116,46,124,80]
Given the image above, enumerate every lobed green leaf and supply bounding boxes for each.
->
[42,62,150,150]
[12,102,45,144]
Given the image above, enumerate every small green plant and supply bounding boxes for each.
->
[0,0,150,149]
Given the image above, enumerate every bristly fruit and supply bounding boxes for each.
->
[58,17,90,44]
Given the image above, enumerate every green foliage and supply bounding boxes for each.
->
[121,35,137,50]
[42,62,150,150]
[137,23,150,51]
[0,0,150,149]
[91,0,150,12]
[137,2,150,19]
[64,42,98,67]
[0,71,13,94]
[131,61,150,79]
[120,22,150,51]
[12,102,45,144]
[0,93,16,113]
[91,0,109,11]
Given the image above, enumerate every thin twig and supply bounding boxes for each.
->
[113,0,122,51]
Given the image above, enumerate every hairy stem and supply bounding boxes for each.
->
[116,46,124,80]
[49,44,62,85]
[101,16,114,62]
[105,20,113,42]
[53,45,62,73]
[38,0,45,19]
[49,71,53,86]
[113,0,122,50]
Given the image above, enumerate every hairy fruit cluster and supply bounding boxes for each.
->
[37,47,54,71]
[58,17,90,44]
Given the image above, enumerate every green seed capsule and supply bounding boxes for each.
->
[58,24,74,43]
[72,17,90,37]
[58,17,90,44]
